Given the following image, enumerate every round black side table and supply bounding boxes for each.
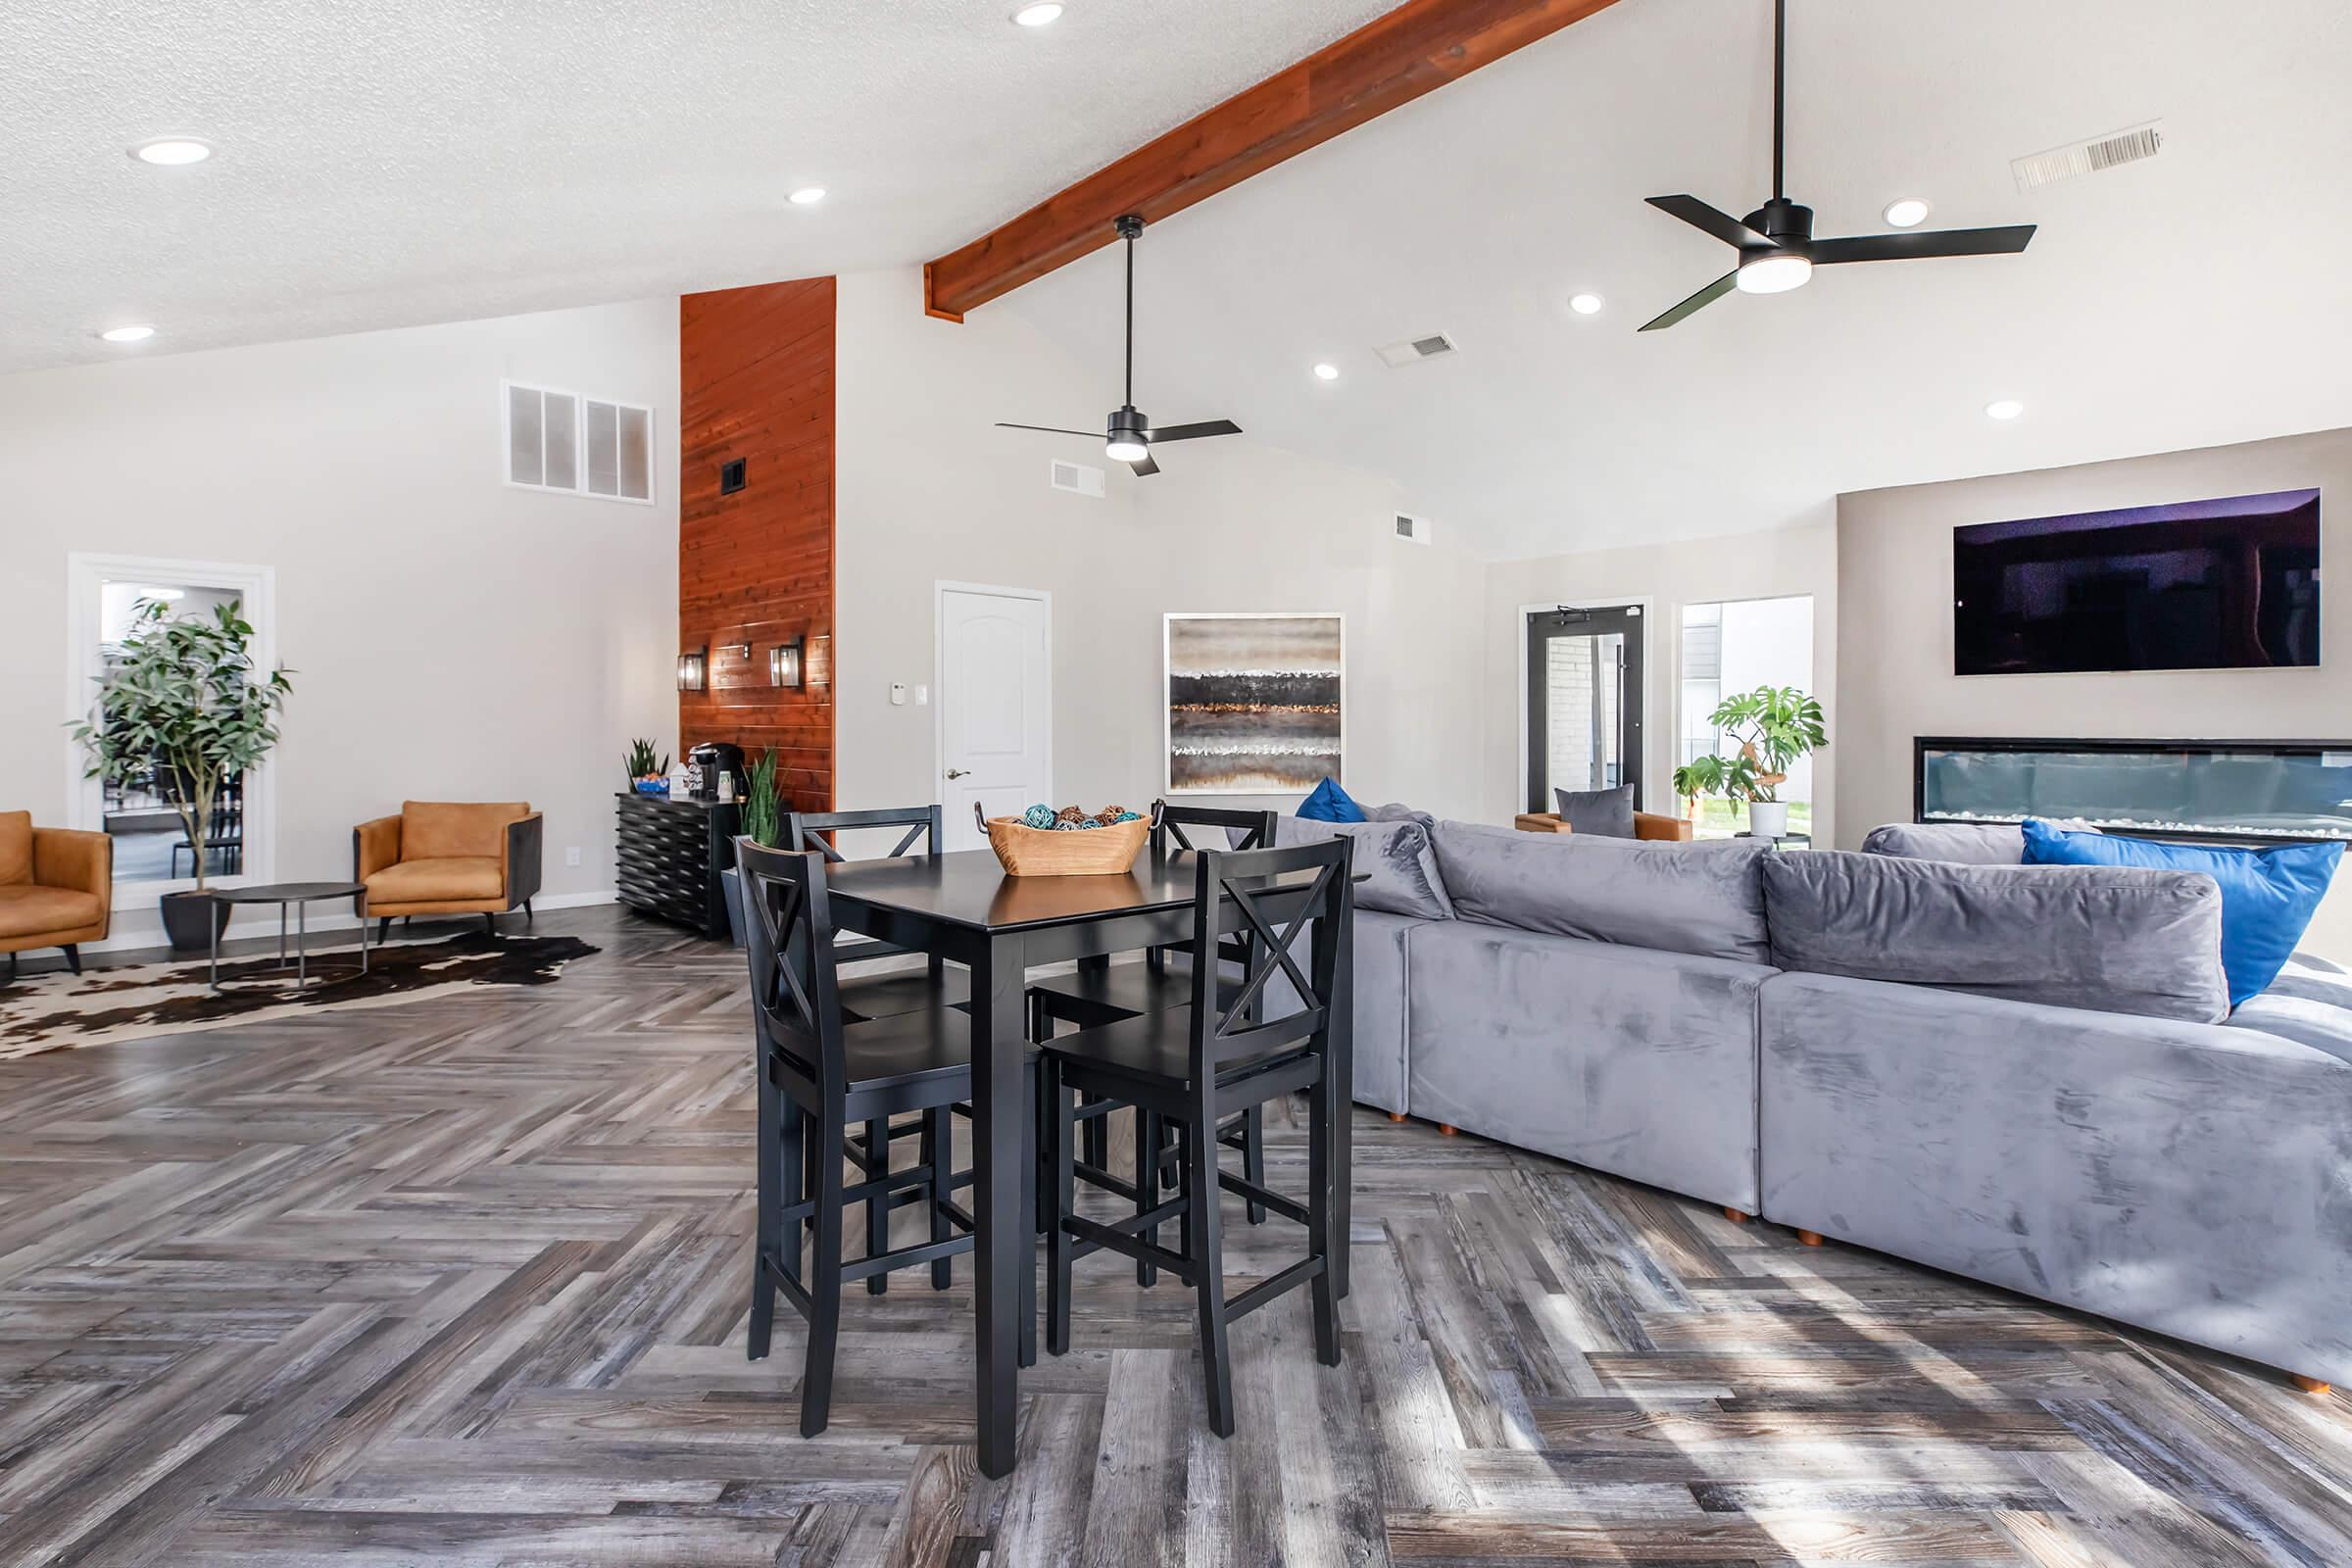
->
[207,882,370,993]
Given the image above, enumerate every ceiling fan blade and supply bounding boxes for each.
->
[1146,419,1242,443]
[1128,453,1161,477]
[1638,270,1739,332]
[1645,195,1771,251]
[1811,224,2036,265]
[997,421,1104,439]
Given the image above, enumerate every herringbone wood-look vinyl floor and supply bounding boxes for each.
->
[2,906,2349,1566]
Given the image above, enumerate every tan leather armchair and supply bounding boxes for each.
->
[1514,809,1695,842]
[354,801,543,938]
[0,810,111,978]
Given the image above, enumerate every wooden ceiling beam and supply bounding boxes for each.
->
[921,0,1623,320]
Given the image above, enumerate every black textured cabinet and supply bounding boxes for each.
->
[614,793,740,937]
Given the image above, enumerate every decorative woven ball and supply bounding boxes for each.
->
[1021,804,1056,830]
[1099,806,1126,823]
[1052,819,1082,831]
[1077,816,1105,830]
[1112,810,1142,823]
[1055,806,1087,824]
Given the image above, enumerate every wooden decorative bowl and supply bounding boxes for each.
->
[979,811,1152,876]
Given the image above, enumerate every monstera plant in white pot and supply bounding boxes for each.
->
[72,598,292,950]
[1675,684,1826,841]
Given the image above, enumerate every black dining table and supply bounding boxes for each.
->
[821,846,1354,1479]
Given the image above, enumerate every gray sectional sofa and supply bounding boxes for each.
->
[1273,811,2352,1391]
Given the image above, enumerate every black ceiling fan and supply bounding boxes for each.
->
[998,214,1240,476]
[1639,0,2035,332]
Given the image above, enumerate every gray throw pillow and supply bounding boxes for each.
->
[1861,819,2102,865]
[1262,815,1454,921]
[1554,783,1637,838]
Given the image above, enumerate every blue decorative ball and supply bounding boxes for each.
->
[1052,819,1082,832]
[1113,810,1141,822]
[1022,804,1056,829]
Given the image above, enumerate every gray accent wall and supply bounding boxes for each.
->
[1835,424,2352,959]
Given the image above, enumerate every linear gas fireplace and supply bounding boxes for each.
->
[1916,737,2352,845]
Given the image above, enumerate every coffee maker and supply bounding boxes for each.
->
[687,742,746,803]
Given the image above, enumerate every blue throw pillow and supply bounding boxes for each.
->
[1296,776,1366,823]
[2021,817,2341,1006]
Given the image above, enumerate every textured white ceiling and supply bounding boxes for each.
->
[1000,0,2352,558]
[0,0,1394,372]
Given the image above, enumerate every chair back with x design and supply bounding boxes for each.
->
[783,806,945,864]
[1184,837,1351,1084]
[1151,802,1278,858]
[735,839,850,1101]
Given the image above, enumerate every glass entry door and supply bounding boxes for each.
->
[1526,605,1643,812]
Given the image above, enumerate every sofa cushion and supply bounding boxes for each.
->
[1266,815,1452,920]
[1430,820,1770,963]
[401,802,527,861]
[366,857,504,904]
[1760,850,2229,1023]
[2021,818,2342,1006]
[1361,802,1436,830]
[0,811,30,887]
[1553,782,1637,839]
[0,885,105,939]
[2225,952,2352,1068]
[1861,818,2103,864]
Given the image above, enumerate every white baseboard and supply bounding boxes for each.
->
[76,889,616,956]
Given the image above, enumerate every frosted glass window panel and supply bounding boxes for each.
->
[507,384,543,487]
[617,405,651,501]
[542,392,578,491]
[585,400,620,496]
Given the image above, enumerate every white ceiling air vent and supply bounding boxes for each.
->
[2012,122,2163,191]
[1376,332,1459,368]
[1393,513,1432,546]
[1049,459,1105,498]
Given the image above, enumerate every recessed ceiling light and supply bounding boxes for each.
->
[788,186,826,206]
[99,324,156,343]
[1984,398,2025,420]
[1568,292,1604,316]
[1312,362,1340,381]
[1012,2,1064,24]
[130,138,212,167]
[1883,197,1932,228]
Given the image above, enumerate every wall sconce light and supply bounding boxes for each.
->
[677,647,708,692]
[769,636,805,689]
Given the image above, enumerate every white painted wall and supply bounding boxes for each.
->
[833,268,1486,831]
[0,301,681,947]
[1481,519,1840,839]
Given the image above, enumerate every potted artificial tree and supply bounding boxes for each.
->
[1679,684,1826,841]
[72,598,292,950]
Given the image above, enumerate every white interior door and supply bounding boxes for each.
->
[937,584,1052,850]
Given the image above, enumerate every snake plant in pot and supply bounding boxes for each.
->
[1674,684,1826,841]
[71,598,293,949]
[721,748,784,947]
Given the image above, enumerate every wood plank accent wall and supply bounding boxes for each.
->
[679,276,836,814]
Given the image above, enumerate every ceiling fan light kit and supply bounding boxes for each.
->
[996,213,1243,476]
[1640,0,2035,330]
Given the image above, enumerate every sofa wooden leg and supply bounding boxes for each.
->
[1439,1124,1458,1137]
[61,945,81,976]
[1796,1230,1826,1248]
[2292,1374,2331,1395]
[1722,1207,1750,1224]
[1388,1112,1406,1123]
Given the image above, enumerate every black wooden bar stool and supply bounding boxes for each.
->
[1041,837,1352,1437]
[1028,805,1278,1276]
[739,840,1014,1438]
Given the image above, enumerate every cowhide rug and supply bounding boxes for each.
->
[0,932,599,1059]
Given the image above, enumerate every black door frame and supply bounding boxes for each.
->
[1525,604,1645,812]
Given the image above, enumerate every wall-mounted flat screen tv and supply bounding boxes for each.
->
[1953,488,2320,675]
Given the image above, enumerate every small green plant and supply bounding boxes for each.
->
[740,748,783,848]
[1679,685,1827,806]
[71,598,292,892]
[624,737,669,783]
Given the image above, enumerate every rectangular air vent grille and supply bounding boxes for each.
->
[2012,122,2163,191]
[504,381,653,504]
[1377,332,1458,368]
[1394,513,1432,545]
[1050,459,1105,498]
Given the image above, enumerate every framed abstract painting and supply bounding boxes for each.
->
[1163,612,1345,794]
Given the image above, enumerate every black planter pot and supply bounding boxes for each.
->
[160,890,232,952]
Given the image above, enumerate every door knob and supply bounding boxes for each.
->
[946,768,970,780]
